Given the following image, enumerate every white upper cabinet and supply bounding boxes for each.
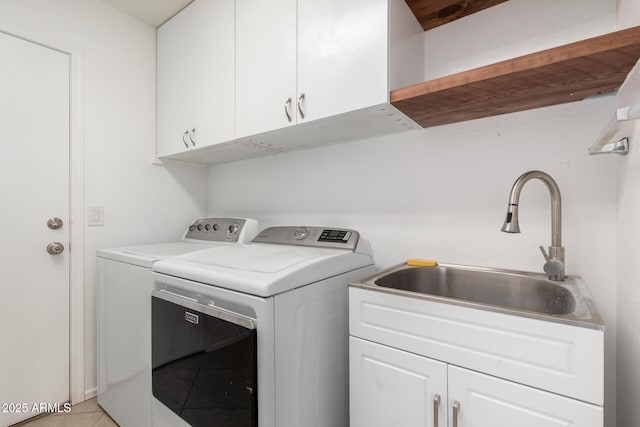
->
[296,0,389,123]
[157,0,235,158]
[236,0,390,137]
[235,0,297,138]
[159,0,424,164]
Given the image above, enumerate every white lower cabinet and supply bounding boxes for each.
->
[350,337,447,427]
[350,337,603,427]
[448,366,602,427]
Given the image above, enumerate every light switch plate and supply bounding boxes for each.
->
[87,205,104,226]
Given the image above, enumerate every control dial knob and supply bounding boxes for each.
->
[227,223,240,237]
[293,227,309,240]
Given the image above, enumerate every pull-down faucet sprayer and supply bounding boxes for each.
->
[501,170,565,281]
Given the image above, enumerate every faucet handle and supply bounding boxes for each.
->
[539,245,551,262]
[539,245,564,276]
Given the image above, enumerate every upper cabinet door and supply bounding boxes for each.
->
[297,0,389,123]
[236,0,297,138]
[157,0,235,158]
[157,4,193,158]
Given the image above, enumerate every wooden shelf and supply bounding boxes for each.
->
[405,0,508,31]
[391,26,640,129]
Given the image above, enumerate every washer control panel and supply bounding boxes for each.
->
[183,218,248,242]
[318,229,351,243]
[252,226,360,250]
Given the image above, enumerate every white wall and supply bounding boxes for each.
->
[616,2,640,426]
[209,96,619,425]
[0,0,208,397]
[424,0,615,79]
[615,107,640,427]
[208,2,620,424]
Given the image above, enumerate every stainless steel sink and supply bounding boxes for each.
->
[351,263,603,328]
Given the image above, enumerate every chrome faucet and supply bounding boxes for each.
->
[501,170,565,281]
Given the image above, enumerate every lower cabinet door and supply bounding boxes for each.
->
[350,337,447,427]
[448,366,603,427]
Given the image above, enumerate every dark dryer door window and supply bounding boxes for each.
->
[152,292,258,427]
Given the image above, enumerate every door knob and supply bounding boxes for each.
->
[47,242,64,255]
[47,217,63,230]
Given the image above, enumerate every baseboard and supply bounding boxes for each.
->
[84,387,97,400]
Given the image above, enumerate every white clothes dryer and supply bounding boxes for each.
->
[150,226,375,427]
[96,218,258,427]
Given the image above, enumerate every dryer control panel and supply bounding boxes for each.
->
[183,218,258,243]
[252,226,360,251]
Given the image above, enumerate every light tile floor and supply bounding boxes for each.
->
[14,398,118,427]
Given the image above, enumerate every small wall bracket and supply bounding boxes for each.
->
[589,136,629,156]
[589,105,638,156]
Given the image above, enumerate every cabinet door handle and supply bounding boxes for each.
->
[433,394,440,427]
[284,97,293,122]
[452,401,461,427]
[182,130,189,148]
[297,93,305,120]
[188,128,196,146]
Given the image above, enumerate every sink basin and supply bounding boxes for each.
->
[352,263,603,328]
[375,266,575,315]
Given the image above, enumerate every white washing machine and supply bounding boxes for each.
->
[150,226,375,427]
[96,218,259,427]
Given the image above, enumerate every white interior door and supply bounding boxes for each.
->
[0,31,70,427]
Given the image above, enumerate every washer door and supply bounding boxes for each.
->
[152,290,258,426]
